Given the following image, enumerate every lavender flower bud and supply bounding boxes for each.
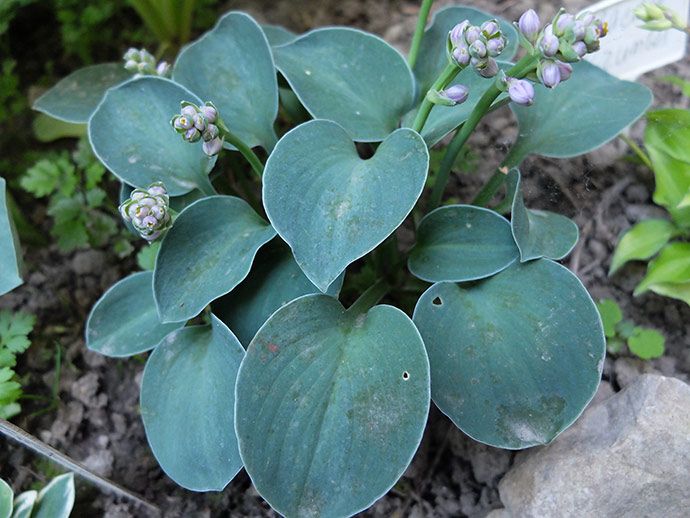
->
[156,62,170,77]
[518,9,541,43]
[556,61,572,82]
[554,12,573,35]
[464,26,482,44]
[199,105,217,124]
[565,20,586,42]
[123,48,140,61]
[181,105,197,118]
[507,78,535,106]
[486,37,505,56]
[452,45,471,67]
[147,183,167,197]
[124,60,138,71]
[193,113,207,131]
[184,127,201,143]
[449,21,470,48]
[478,58,499,78]
[578,12,595,26]
[119,182,172,241]
[538,60,561,88]
[469,39,488,59]
[538,30,559,57]
[573,41,587,58]
[443,84,470,104]
[172,115,192,133]
[202,137,224,156]
[202,124,219,142]
[481,20,500,39]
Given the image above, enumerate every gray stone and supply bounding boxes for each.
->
[496,375,690,518]
[624,204,670,224]
[71,249,106,275]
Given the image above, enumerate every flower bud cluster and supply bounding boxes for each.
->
[515,9,607,89]
[123,48,170,77]
[171,101,224,156]
[448,19,507,78]
[119,182,171,241]
[633,2,687,31]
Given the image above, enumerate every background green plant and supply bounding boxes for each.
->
[0,309,35,419]
[596,299,665,359]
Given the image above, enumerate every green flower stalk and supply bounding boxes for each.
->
[119,182,172,241]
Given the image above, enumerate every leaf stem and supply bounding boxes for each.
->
[428,54,539,210]
[347,278,391,316]
[411,63,460,133]
[471,167,509,207]
[619,134,654,170]
[408,0,435,69]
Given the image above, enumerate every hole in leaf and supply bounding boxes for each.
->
[355,142,375,160]
[402,371,410,380]
[432,297,443,306]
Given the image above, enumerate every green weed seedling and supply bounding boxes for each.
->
[596,299,665,359]
[0,309,35,420]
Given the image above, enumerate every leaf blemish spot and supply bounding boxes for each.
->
[402,371,410,380]
[432,297,443,306]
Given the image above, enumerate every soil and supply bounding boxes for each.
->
[2,0,690,517]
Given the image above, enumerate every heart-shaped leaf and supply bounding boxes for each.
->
[86,271,185,357]
[141,315,244,491]
[609,219,677,275]
[408,204,518,282]
[263,120,428,292]
[404,63,511,147]
[11,490,37,518]
[273,28,415,141]
[262,24,297,47]
[413,259,605,449]
[0,178,23,296]
[212,239,343,346]
[33,63,131,123]
[412,6,518,97]
[88,76,216,196]
[504,61,652,167]
[174,12,278,151]
[0,479,11,518]
[154,196,276,322]
[33,473,74,518]
[506,169,578,262]
[235,294,430,518]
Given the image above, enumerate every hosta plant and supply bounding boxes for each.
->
[30,3,652,517]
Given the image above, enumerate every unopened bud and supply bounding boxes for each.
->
[119,182,171,241]
[538,31,559,57]
[470,39,488,59]
[184,127,201,143]
[556,60,572,82]
[202,137,224,156]
[518,9,541,43]
[202,124,219,142]
[507,78,535,106]
[452,45,471,67]
[443,84,470,104]
[538,60,561,88]
[449,21,470,48]
[486,37,505,56]
[481,20,500,39]
[478,58,499,78]
[199,104,217,124]
[464,25,482,44]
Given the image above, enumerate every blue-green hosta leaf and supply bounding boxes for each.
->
[403,63,511,147]
[506,169,579,262]
[154,196,276,322]
[273,28,415,141]
[86,271,185,357]
[174,12,278,151]
[212,239,343,347]
[0,479,11,518]
[261,24,297,47]
[32,473,74,518]
[88,77,216,196]
[408,204,518,282]
[634,242,690,296]
[33,63,131,123]
[412,6,518,97]
[0,178,23,296]
[609,219,677,275]
[263,120,428,292]
[11,490,37,518]
[413,259,605,449]
[141,315,244,491]
[504,61,652,167]
[235,294,430,518]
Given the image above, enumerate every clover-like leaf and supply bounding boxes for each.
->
[412,6,517,96]
[413,259,605,449]
[504,61,652,167]
[86,271,185,357]
[141,315,244,491]
[409,205,518,282]
[33,63,131,123]
[0,178,22,296]
[88,77,216,196]
[263,120,428,292]
[212,239,343,346]
[506,169,578,262]
[174,12,279,151]
[273,28,415,141]
[33,473,74,518]
[235,294,430,518]
[154,196,276,322]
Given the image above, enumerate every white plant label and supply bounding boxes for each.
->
[582,0,689,79]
